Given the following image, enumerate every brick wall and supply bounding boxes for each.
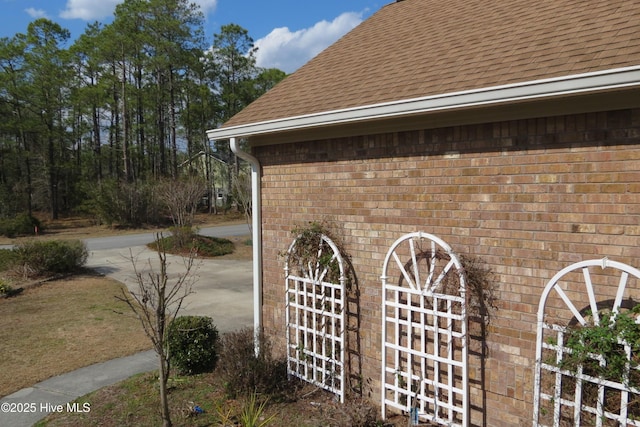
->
[254,108,640,426]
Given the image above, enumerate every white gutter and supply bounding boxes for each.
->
[229,137,263,355]
[207,64,640,354]
[207,65,640,140]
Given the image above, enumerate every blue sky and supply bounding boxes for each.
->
[0,0,385,73]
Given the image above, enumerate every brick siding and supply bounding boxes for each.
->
[254,108,640,426]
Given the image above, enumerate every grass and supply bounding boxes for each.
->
[36,371,394,427]
[0,213,251,399]
[1,213,403,426]
[13,272,394,426]
[0,212,247,246]
[0,275,149,397]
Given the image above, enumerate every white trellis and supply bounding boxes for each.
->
[381,232,468,426]
[285,233,346,402]
[533,258,640,427]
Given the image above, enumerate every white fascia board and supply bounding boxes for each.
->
[206,65,640,141]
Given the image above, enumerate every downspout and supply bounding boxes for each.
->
[229,137,263,355]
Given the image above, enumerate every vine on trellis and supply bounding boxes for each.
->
[283,221,361,401]
[284,221,353,288]
[557,306,640,386]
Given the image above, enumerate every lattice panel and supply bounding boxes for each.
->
[381,232,468,426]
[285,234,346,402]
[533,259,640,427]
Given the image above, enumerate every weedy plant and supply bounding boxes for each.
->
[239,393,277,427]
[214,402,235,427]
[216,328,289,399]
[0,279,13,296]
[560,306,640,386]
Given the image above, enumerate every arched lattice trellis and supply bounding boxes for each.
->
[381,232,468,426]
[533,258,640,427]
[285,233,346,402]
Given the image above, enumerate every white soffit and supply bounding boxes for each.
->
[206,66,640,141]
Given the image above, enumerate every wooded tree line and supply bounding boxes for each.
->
[0,0,285,223]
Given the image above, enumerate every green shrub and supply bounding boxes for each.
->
[92,179,163,227]
[0,279,13,295]
[14,239,88,276]
[192,236,234,256]
[169,226,196,249]
[151,234,234,257]
[168,316,219,375]
[0,214,41,238]
[216,328,288,399]
[0,249,18,272]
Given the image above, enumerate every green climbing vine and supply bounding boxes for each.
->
[560,306,640,386]
[284,221,353,287]
[283,220,361,398]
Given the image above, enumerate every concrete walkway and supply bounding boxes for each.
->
[0,244,253,427]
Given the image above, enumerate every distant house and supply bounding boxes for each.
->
[207,0,640,425]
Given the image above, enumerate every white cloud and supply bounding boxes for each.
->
[193,0,217,15]
[59,0,216,21]
[59,0,121,20]
[25,7,48,19]
[254,11,363,74]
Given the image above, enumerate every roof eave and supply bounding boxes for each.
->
[206,65,640,141]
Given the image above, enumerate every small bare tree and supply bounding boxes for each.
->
[157,177,207,228]
[232,170,252,234]
[117,234,198,427]
[157,177,207,248]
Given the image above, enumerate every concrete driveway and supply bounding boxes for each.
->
[2,223,254,332]
[0,225,254,427]
[85,231,253,333]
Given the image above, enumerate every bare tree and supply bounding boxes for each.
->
[157,177,207,228]
[232,169,252,234]
[117,234,198,427]
[157,177,207,248]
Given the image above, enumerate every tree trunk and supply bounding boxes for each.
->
[157,353,172,427]
[157,70,166,177]
[157,254,171,427]
[136,64,145,179]
[48,133,58,220]
[92,104,102,182]
[169,67,178,178]
[121,44,131,182]
[17,112,33,216]
[111,62,119,179]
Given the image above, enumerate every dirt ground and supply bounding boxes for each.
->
[0,275,149,397]
[3,213,413,426]
[0,212,248,246]
[0,213,248,396]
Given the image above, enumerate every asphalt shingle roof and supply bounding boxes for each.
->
[223,0,640,129]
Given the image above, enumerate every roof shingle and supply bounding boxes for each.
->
[223,0,640,128]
